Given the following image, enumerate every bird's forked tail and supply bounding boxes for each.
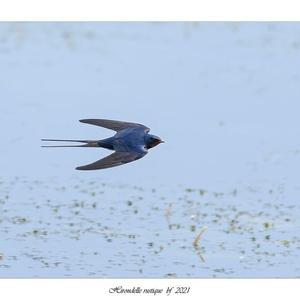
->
[41,139,99,147]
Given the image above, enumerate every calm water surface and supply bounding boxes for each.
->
[0,22,300,277]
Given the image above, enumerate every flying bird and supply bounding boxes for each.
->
[42,119,164,171]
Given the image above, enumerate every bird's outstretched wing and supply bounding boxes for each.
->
[79,119,150,132]
[76,149,147,171]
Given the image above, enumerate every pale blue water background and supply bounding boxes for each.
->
[0,22,300,277]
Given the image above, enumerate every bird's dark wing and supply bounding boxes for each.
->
[76,149,147,171]
[79,119,150,132]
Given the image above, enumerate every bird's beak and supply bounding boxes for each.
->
[160,140,165,143]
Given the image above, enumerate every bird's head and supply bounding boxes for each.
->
[145,134,164,149]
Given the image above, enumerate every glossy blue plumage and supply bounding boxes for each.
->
[42,119,164,170]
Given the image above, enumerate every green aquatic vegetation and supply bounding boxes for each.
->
[73,201,84,208]
[32,229,48,236]
[213,192,224,197]
[190,225,196,232]
[214,268,225,273]
[165,273,177,278]
[229,219,238,231]
[1,176,299,277]
[263,222,274,229]
[199,189,206,196]
[12,216,28,224]
[281,240,290,247]
[169,224,181,230]
[154,246,164,254]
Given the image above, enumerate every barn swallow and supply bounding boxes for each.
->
[42,119,164,170]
